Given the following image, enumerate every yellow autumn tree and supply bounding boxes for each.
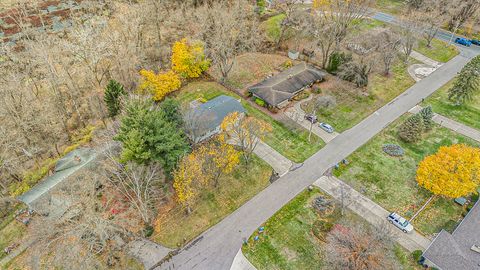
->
[139,69,181,101]
[416,144,480,198]
[221,112,272,163]
[173,151,206,214]
[204,136,241,187]
[172,38,210,79]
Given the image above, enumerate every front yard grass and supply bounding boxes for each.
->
[306,61,415,132]
[423,79,480,130]
[175,81,325,162]
[0,221,27,260]
[153,155,272,248]
[243,188,419,270]
[416,39,459,63]
[334,115,480,236]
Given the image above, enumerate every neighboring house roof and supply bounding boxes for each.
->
[185,95,246,140]
[17,148,97,210]
[423,200,480,270]
[248,62,326,106]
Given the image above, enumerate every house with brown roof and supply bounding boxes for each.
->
[248,62,326,109]
[422,200,480,269]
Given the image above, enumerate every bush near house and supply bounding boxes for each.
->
[255,97,266,107]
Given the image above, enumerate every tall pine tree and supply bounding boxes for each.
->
[419,106,434,130]
[104,80,126,117]
[448,55,480,105]
[114,98,189,175]
[398,114,424,143]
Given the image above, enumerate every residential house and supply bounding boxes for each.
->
[248,62,326,109]
[422,200,480,269]
[184,95,246,143]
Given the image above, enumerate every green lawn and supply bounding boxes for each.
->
[416,39,459,63]
[262,13,286,42]
[174,81,325,162]
[375,0,405,14]
[305,61,415,132]
[423,79,480,130]
[335,115,479,236]
[243,189,419,270]
[153,155,272,248]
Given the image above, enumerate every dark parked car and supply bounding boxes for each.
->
[471,39,480,46]
[455,37,472,47]
[304,114,317,123]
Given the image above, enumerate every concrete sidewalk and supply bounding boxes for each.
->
[313,176,431,252]
[252,140,293,176]
[230,249,256,270]
[410,51,442,66]
[409,105,480,142]
[228,137,293,176]
[126,238,173,270]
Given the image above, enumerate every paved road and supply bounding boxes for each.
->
[410,106,480,142]
[157,51,476,270]
[313,176,431,251]
[372,11,480,58]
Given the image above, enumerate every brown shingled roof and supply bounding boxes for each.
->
[248,62,326,106]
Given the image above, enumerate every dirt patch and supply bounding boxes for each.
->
[208,52,291,91]
[281,247,298,261]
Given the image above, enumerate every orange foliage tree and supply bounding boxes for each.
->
[417,144,480,198]
[139,69,181,101]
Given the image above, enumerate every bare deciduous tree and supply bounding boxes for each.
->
[326,221,398,270]
[103,157,165,225]
[397,14,421,62]
[198,0,259,83]
[376,30,401,75]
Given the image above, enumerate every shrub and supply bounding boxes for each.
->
[255,97,266,107]
[412,250,423,262]
[144,225,154,237]
[471,193,479,203]
[382,144,405,157]
[312,219,334,239]
[312,85,322,94]
[312,196,334,214]
[398,114,424,143]
[281,60,294,70]
[292,91,310,101]
[327,52,352,74]
[338,61,371,87]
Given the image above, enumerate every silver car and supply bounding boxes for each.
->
[319,122,334,133]
[387,212,414,233]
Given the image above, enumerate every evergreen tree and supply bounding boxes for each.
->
[104,80,126,117]
[158,98,183,128]
[448,55,480,105]
[419,106,434,130]
[398,114,424,143]
[115,98,190,175]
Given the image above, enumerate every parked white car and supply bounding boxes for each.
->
[387,212,414,233]
[319,122,334,133]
